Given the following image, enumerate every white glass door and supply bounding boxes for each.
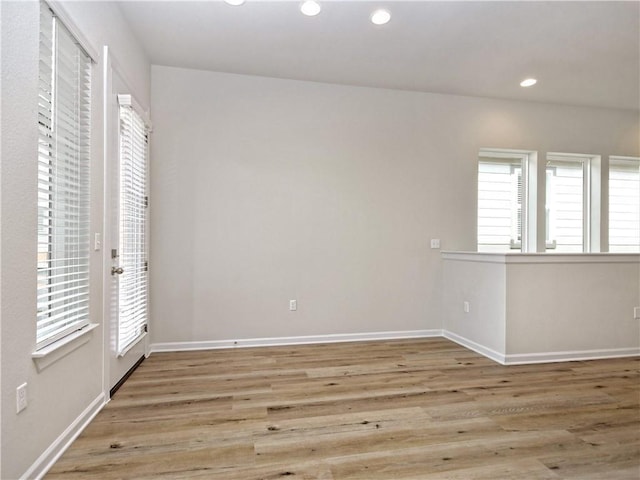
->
[104,49,149,393]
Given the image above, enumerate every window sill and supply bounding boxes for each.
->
[32,323,99,372]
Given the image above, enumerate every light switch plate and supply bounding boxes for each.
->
[430,239,441,249]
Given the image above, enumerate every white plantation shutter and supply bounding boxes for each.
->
[117,97,149,354]
[546,156,587,252]
[609,157,640,252]
[513,167,523,246]
[36,3,92,349]
[478,156,524,251]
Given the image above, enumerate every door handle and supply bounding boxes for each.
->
[111,266,124,275]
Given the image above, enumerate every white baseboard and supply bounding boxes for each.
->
[442,330,640,365]
[149,329,442,353]
[150,330,639,365]
[442,330,507,364]
[504,347,640,365]
[23,392,106,480]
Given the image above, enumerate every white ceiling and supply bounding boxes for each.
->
[117,1,640,111]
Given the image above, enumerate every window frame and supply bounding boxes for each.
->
[544,152,602,253]
[608,156,640,253]
[545,153,591,252]
[476,149,614,254]
[36,1,94,351]
[477,149,533,253]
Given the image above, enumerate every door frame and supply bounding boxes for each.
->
[102,46,150,399]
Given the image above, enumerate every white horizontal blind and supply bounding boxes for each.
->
[609,157,640,252]
[117,101,148,354]
[478,157,523,252]
[36,2,92,349]
[546,156,586,252]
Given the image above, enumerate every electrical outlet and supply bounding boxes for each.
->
[635,306,640,319]
[289,299,297,311]
[463,301,470,314]
[16,383,27,413]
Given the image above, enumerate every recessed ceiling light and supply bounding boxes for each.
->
[224,0,245,5]
[371,9,391,25]
[301,0,321,16]
[520,78,537,87]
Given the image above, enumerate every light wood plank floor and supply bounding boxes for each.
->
[46,338,640,479]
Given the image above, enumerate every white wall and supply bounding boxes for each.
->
[442,256,506,360]
[442,252,640,364]
[0,1,149,478]
[506,258,640,358]
[150,65,639,347]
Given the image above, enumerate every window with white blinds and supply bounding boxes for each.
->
[546,155,589,252]
[36,2,92,350]
[478,153,526,252]
[609,157,640,252]
[117,97,148,354]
